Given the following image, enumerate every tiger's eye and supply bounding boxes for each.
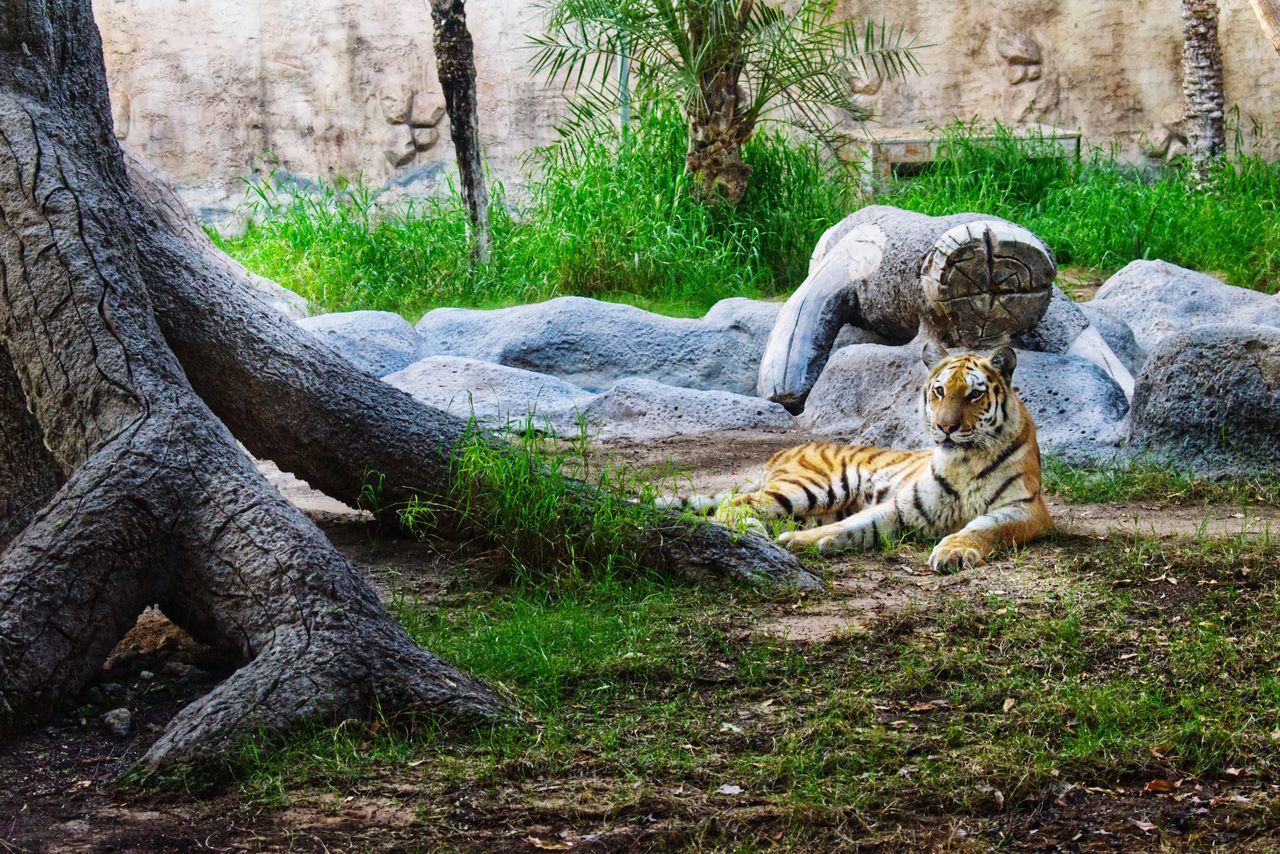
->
[932,386,945,399]
[967,388,984,401]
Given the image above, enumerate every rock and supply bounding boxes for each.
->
[383,355,592,429]
[1092,260,1280,352]
[1128,324,1280,473]
[412,127,440,151]
[382,122,416,167]
[298,310,425,377]
[574,378,794,442]
[799,342,1128,465]
[1014,286,1088,354]
[415,296,781,395]
[408,94,446,128]
[379,84,413,124]
[102,707,133,737]
[996,30,1042,65]
[1079,302,1146,374]
[246,271,309,320]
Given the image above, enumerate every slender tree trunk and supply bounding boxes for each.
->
[0,0,815,779]
[1181,0,1226,180]
[429,0,491,263]
[1251,0,1280,56]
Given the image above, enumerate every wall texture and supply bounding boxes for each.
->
[95,0,1280,218]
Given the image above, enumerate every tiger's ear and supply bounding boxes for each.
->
[921,340,949,367]
[987,346,1017,381]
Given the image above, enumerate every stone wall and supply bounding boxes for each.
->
[95,0,1280,220]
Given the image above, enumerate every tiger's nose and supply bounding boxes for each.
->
[938,422,960,435]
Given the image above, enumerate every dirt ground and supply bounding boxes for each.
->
[3,433,1279,852]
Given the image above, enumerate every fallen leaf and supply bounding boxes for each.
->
[526,837,572,850]
[716,784,743,796]
[1129,818,1156,833]
[1144,778,1177,794]
[719,722,744,735]
[1002,697,1017,713]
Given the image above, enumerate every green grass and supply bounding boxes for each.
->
[880,122,1280,295]
[237,532,1280,840]
[218,114,1280,327]
[1043,456,1280,506]
[215,108,854,318]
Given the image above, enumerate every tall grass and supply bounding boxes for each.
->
[881,122,1280,293]
[215,108,854,318]
[217,115,1280,322]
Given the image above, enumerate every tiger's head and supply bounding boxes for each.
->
[920,341,1020,451]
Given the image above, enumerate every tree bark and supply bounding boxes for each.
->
[0,0,509,776]
[684,5,757,204]
[1182,0,1226,178]
[686,73,756,204]
[0,0,817,779]
[429,0,492,263]
[1252,0,1280,55]
[758,206,1057,409]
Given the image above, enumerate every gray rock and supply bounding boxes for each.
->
[248,272,310,320]
[102,707,133,737]
[299,310,424,377]
[1128,324,1280,473]
[384,356,592,430]
[574,378,794,442]
[415,296,781,395]
[799,342,1128,465]
[1014,286,1089,353]
[1092,260,1280,352]
[1079,302,1146,374]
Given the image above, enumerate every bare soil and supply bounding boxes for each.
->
[3,435,1278,851]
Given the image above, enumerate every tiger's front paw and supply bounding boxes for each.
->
[929,534,987,574]
[778,528,853,555]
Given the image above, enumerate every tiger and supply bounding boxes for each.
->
[663,341,1052,573]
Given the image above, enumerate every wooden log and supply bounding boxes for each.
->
[758,206,1056,409]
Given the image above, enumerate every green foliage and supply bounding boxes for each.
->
[219,117,1280,330]
[439,419,673,586]
[880,122,1280,294]
[530,0,919,166]
[239,532,1280,834]
[214,108,854,318]
[1044,457,1280,506]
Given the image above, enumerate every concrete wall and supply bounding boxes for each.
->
[95,0,1280,219]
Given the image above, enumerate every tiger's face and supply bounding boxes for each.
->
[920,342,1018,450]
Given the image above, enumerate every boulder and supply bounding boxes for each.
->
[415,296,781,395]
[1092,260,1280,352]
[1079,302,1145,374]
[575,378,794,442]
[1128,324,1280,473]
[799,342,1128,464]
[1014,286,1088,354]
[298,310,425,377]
[247,271,310,320]
[383,356,591,430]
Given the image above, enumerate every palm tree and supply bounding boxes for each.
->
[532,0,921,203]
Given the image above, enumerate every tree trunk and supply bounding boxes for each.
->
[684,3,756,204]
[1182,0,1226,178]
[685,76,755,204]
[0,0,511,777]
[1251,0,1280,56]
[0,0,815,779]
[758,206,1057,409]
[429,0,492,263]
